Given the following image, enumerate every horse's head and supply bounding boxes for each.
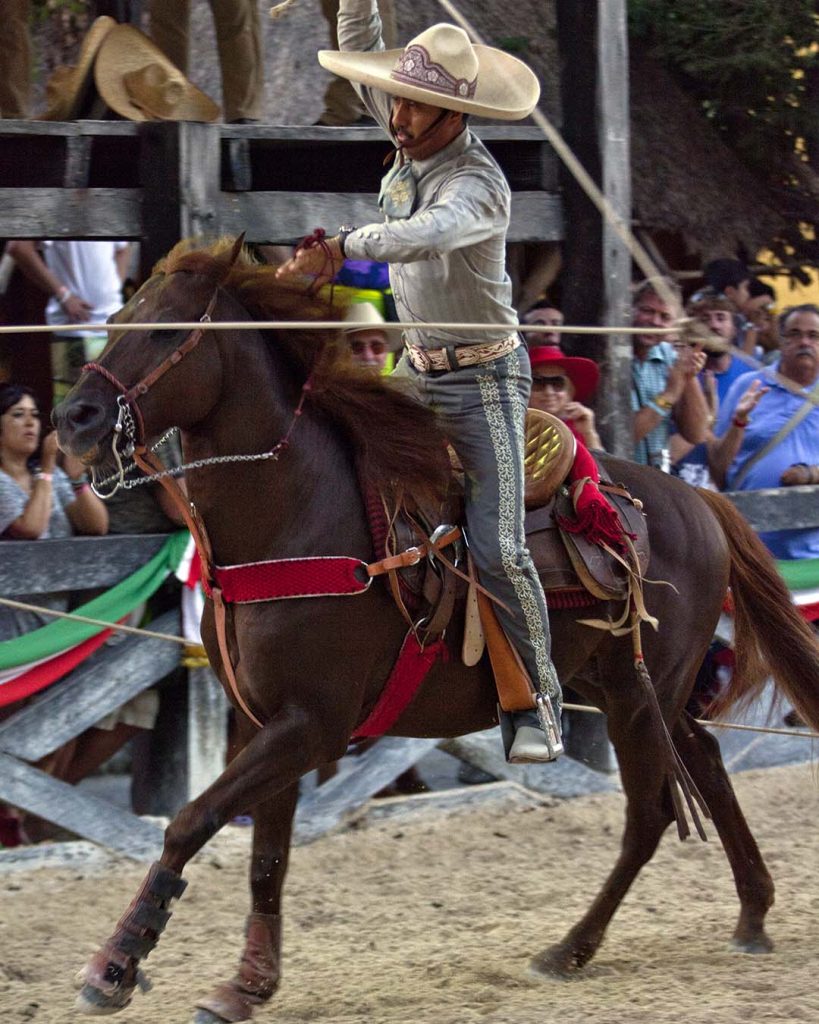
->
[53,237,245,474]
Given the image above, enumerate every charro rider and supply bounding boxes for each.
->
[276,1,563,763]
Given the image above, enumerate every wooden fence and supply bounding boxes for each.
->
[0,119,562,278]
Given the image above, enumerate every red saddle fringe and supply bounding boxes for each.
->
[556,441,635,555]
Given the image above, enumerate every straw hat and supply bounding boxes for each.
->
[318,23,540,121]
[529,346,599,403]
[94,24,220,123]
[39,16,117,121]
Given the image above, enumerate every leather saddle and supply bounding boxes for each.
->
[378,410,650,638]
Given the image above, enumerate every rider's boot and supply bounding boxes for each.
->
[506,693,564,764]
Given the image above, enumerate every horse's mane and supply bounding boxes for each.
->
[158,238,452,506]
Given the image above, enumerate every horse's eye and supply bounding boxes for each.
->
[151,329,182,344]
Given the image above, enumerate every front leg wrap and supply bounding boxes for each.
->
[195,914,282,1022]
[77,862,187,1013]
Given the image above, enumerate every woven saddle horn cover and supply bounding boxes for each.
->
[523,409,576,509]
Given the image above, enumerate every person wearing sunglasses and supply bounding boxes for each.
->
[528,346,602,450]
[342,301,393,373]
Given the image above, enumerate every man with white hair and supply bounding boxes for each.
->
[277,2,562,762]
[343,301,391,372]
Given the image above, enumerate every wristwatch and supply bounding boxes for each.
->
[337,225,357,257]
[653,393,673,411]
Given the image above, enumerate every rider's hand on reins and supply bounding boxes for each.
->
[275,229,344,290]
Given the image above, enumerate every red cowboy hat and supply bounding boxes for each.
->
[529,346,599,403]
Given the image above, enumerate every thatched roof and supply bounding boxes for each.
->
[629,47,789,262]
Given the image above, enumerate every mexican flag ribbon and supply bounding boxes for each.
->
[776,556,819,622]
[0,531,190,706]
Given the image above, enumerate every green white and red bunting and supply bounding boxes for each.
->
[777,557,819,622]
[0,532,190,707]
[0,538,817,710]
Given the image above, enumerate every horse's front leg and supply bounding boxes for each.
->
[194,784,299,1024]
[76,706,342,1016]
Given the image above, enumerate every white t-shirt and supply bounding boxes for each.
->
[43,241,129,336]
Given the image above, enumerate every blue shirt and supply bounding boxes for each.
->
[715,363,819,559]
[631,342,676,465]
[673,354,750,477]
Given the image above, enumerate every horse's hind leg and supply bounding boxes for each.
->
[531,692,677,977]
[194,783,299,1024]
[673,714,774,953]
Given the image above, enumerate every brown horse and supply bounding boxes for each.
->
[54,239,819,1023]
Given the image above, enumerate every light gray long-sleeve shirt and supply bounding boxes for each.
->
[336,0,518,349]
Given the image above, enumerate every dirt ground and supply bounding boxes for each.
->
[1,762,817,1024]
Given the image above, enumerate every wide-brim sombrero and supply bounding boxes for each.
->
[318,23,540,121]
[39,15,117,121]
[94,24,220,123]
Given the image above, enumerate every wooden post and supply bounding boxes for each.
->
[186,666,229,800]
[138,121,221,278]
[555,0,633,458]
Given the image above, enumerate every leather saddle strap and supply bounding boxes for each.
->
[366,526,461,575]
[421,561,458,640]
[211,586,264,729]
[406,518,513,617]
[135,448,266,729]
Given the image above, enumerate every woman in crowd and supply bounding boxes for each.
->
[0,382,107,639]
[527,346,603,450]
[0,382,112,846]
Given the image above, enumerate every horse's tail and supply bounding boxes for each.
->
[696,487,819,730]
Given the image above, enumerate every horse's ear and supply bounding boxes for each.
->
[227,232,246,270]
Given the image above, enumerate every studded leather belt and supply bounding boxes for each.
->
[405,334,521,372]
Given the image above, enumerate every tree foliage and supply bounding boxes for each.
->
[32,0,89,22]
[629,0,819,265]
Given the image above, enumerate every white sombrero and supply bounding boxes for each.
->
[342,301,386,333]
[94,24,220,122]
[318,23,540,121]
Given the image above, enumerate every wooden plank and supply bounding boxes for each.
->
[0,119,139,139]
[0,751,163,860]
[0,610,181,761]
[186,666,229,801]
[723,486,819,531]
[218,124,555,143]
[0,534,171,594]
[293,737,439,845]
[221,191,563,245]
[0,188,141,238]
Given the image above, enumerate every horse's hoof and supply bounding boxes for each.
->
[75,985,132,1016]
[75,970,150,1016]
[528,946,586,980]
[731,934,774,955]
[193,1010,233,1024]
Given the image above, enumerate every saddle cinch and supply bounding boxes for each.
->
[377,410,651,708]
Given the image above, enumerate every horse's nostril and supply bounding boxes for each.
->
[56,400,106,437]
[67,402,103,428]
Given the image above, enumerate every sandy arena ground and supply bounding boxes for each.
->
[1,762,817,1024]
